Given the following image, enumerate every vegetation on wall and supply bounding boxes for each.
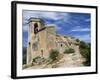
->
[76,39,80,42]
[32,56,45,65]
[79,41,91,66]
[23,47,27,65]
[74,39,80,45]
[49,49,59,61]
[64,48,75,54]
[32,56,41,62]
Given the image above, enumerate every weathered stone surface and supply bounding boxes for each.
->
[25,17,84,69]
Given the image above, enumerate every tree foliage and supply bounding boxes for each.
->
[49,49,59,61]
[64,48,75,54]
[76,39,80,42]
[79,41,91,66]
[23,47,27,64]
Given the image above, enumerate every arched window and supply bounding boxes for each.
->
[61,44,63,47]
[29,42,30,46]
[32,42,38,51]
[41,49,43,57]
[34,23,38,34]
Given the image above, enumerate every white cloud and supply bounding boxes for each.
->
[56,26,62,31]
[71,25,90,32]
[23,40,27,47]
[74,34,91,42]
[23,10,69,21]
[85,18,90,22]
[23,25,28,32]
[45,24,62,31]
[22,10,70,32]
[71,28,90,32]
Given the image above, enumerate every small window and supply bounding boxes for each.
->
[32,42,38,51]
[41,49,43,57]
[29,42,30,46]
[61,44,63,47]
[34,23,38,34]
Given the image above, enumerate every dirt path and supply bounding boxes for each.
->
[58,46,84,67]
[25,46,84,69]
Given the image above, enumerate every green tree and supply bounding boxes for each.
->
[23,47,27,64]
[76,39,80,42]
[79,41,91,66]
[64,48,75,54]
[49,49,59,61]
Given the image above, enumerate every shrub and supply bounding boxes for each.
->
[76,39,80,42]
[32,56,41,62]
[80,41,88,49]
[32,56,46,65]
[23,47,27,65]
[64,36,68,38]
[79,41,91,66]
[74,43,80,45]
[49,49,59,61]
[64,48,75,54]
[75,39,80,45]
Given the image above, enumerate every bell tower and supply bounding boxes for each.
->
[26,17,44,65]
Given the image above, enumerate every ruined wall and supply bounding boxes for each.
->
[46,26,56,54]
[26,18,80,65]
[27,18,44,65]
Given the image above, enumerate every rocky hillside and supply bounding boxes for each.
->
[24,35,85,69]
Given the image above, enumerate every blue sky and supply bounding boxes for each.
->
[22,10,91,47]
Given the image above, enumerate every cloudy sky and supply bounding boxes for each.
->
[22,10,91,47]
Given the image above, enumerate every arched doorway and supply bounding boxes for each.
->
[34,23,38,34]
[41,49,43,57]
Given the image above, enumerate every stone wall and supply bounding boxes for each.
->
[26,17,80,66]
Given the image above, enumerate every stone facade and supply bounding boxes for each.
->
[27,17,79,65]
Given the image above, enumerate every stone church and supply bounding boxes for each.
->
[27,17,79,65]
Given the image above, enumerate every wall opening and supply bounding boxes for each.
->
[34,23,38,34]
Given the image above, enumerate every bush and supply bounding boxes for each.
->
[76,39,80,42]
[32,56,41,62]
[80,41,89,49]
[32,56,46,65]
[64,48,75,54]
[74,43,80,45]
[75,39,80,45]
[80,49,88,58]
[79,41,91,66]
[49,49,59,61]
[64,36,68,38]
[23,47,27,65]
